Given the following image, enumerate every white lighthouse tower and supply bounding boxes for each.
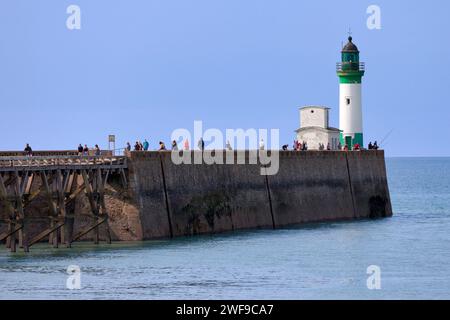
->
[337,36,365,149]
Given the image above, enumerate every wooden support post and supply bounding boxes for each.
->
[81,170,100,244]
[6,221,11,249]
[27,222,64,248]
[0,173,17,252]
[23,175,52,208]
[13,171,28,252]
[24,173,34,195]
[64,170,74,194]
[120,168,128,188]
[64,172,78,248]
[56,170,67,245]
[9,221,16,252]
[40,171,58,248]
[98,169,111,244]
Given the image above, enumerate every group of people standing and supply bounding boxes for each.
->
[77,144,101,156]
[127,140,150,152]
[126,138,209,152]
[127,139,167,152]
[22,139,380,157]
[318,143,332,151]
[293,140,309,151]
[280,140,379,152]
[368,141,379,150]
[123,138,378,153]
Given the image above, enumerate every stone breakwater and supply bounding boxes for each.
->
[125,150,392,240]
[0,150,392,243]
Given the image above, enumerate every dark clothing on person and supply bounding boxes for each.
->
[373,141,379,150]
[198,138,205,151]
[24,144,32,156]
[302,142,308,151]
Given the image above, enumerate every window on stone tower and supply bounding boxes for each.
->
[346,98,351,106]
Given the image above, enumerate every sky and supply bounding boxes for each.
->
[0,0,449,157]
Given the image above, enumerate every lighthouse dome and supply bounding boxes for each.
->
[342,36,359,52]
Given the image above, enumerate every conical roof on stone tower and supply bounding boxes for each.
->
[342,36,359,53]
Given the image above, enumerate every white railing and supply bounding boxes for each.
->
[336,62,365,72]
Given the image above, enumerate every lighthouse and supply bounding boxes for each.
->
[337,36,365,149]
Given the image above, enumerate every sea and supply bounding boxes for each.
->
[0,157,449,299]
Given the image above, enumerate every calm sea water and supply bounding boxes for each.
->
[1,158,449,300]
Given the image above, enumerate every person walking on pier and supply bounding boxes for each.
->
[134,141,141,151]
[24,143,33,156]
[172,140,178,151]
[77,144,83,155]
[94,144,101,156]
[159,141,166,151]
[143,139,149,151]
[327,142,331,151]
[126,142,131,152]
[83,144,89,156]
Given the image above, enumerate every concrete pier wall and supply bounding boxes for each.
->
[267,151,356,227]
[128,150,392,240]
[0,150,391,243]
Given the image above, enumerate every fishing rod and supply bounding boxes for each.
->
[379,129,394,147]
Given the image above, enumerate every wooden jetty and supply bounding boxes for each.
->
[0,154,128,252]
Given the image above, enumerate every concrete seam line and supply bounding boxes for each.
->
[159,154,173,238]
[345,153,357,219]
[264,166,276,229]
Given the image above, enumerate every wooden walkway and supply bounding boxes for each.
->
[0,155,128,252]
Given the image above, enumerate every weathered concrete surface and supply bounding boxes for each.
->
[267,151,356,226]
[127,152,171,239]
[126,150,391,240]
[346,151,392,218]
[159,151,273,237]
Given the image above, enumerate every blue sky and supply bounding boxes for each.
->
[0,0,449,156]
